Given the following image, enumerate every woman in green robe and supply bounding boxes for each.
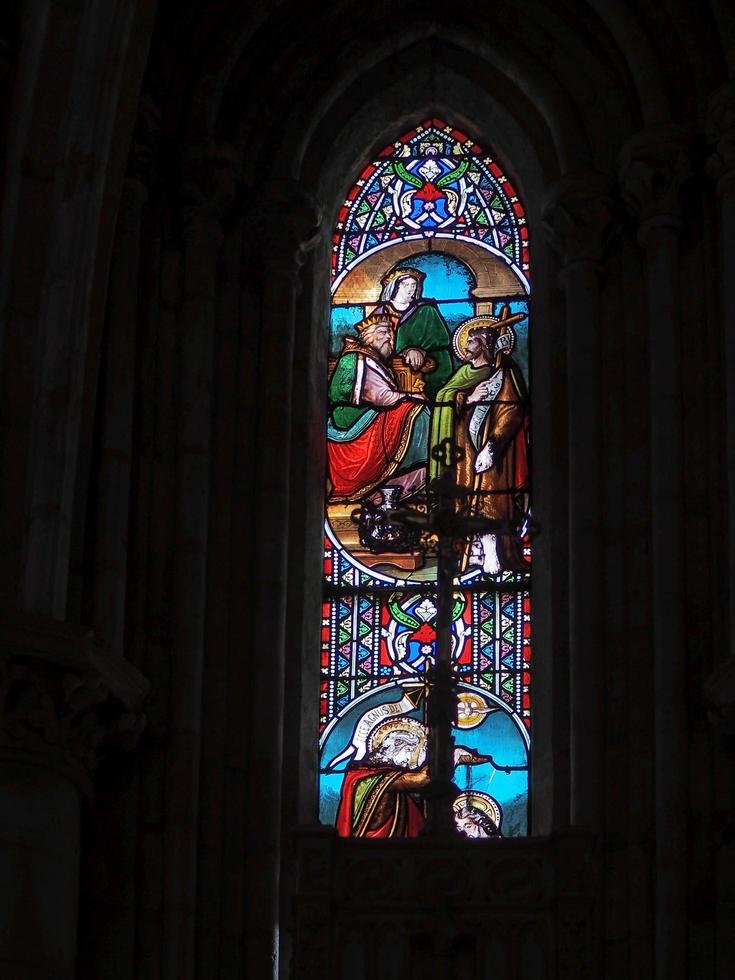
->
[373,267,453,401]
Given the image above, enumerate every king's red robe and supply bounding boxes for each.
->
[327,341,426,501]
[327,399,423,501]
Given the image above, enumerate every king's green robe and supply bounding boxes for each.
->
[328,350,371,433]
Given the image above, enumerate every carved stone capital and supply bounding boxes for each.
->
[256,179,322,278]
[618,125,694,242]
[542,173,615,271]
[0,612,148,793]
[706,81,735,193]
[703,657,735,735]
[178,139,243,242]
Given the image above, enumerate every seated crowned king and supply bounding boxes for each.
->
[327,313,430,503]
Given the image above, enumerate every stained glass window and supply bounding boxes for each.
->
[320,120,531,839]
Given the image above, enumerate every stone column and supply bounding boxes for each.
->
[0,613,147,980]
[542,174,613,831]
[93,97,159,656]
[162,141,240,980]
[704,79,735,978]
[245,181,320,979]
[619,125,693,980]
[17,0,141,620]
[707,82,735,664]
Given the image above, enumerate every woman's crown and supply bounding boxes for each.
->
[380,266,426,288]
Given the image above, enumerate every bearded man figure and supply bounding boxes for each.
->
[429,309,530,574]
[327,313,430,503]
[333,716,489,838]
[335,719,429,838]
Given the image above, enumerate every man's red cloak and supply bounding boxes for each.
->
[335,766,425,838]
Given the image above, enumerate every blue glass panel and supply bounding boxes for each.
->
[330,305,365,357]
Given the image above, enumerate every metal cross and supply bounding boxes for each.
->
[385,438,517,836]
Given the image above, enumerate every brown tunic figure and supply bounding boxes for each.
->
[430,311,530,574]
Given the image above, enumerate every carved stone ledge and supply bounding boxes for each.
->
[706,80,735,193]
[292,826,598,977]
[333,846,552,908]
[618,124,695,242]
[0,611,148,792]
[542,173,615,272]
[703,657,735,735]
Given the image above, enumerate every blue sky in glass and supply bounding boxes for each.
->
[452,707,528,836]
[395,251,475,299]
[329,306,364,357]
[331,251,476,360]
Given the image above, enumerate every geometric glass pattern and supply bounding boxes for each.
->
[332,118,529,282]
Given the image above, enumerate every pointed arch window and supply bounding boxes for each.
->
[319,120,531,838]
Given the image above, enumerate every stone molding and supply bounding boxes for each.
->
[706,80,735,191]
[236,180,322,283]
[542,173,615,272]
[257,178,323,277]
[0,612,148,792]
[618,125,695,242]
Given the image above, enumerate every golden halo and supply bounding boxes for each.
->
[368,716,427,768]
[453,791,502,829]
[456,691,493,729]
[451,311,525,361]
